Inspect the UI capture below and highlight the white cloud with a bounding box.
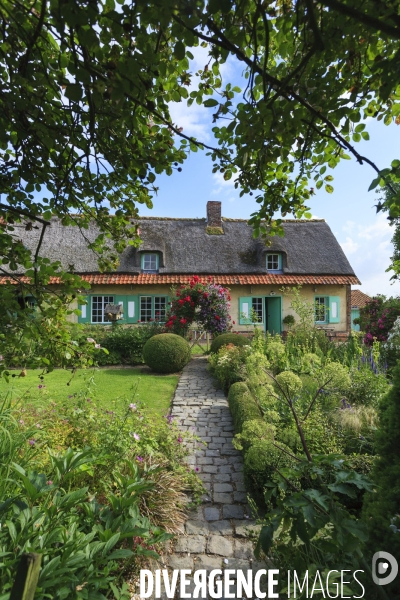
[168,102,210,141]
[339,214,398,296]
[341,237,359,255]
[211,170,239,195]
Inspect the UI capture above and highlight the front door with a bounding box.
[265,297,282,334]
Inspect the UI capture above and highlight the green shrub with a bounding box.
[363,362,400,584]
[208,344,249,391]
[143,333,191,373]
[275,370,303,396]
[264,335,288,373]
[233,419,275,453]
[346,367,390,407]
[320,361,351,393]
[210,332,249,354]
[244,439,296,504]
[228,382,262,432]
[95,322,163,365]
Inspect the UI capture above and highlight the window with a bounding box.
[91,296,114,323]
[315,296,328,323]
[140,296,168,322]
[252,297,264,323]
[266,253,282,272]
[154,296,167,321]
[141,253,159,273]
[239,297,264,324]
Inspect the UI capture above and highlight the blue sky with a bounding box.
[138,48,400,298]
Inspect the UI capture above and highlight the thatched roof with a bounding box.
[15,215,357,277]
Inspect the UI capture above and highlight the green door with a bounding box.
[266,297,282,334]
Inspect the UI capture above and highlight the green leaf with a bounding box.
[203,99,219,107]
[325,184,334,194]
[174,41,185,61]
[255,524,274,558]
[64,84,83,102]
[368,177,380,191]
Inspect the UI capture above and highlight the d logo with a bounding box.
[372,552,398,586]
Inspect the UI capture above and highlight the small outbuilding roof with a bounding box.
[351,289,371,308]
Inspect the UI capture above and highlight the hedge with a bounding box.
[228,382,263,433]
[210,333,249,354]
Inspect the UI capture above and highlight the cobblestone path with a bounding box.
[150,357,265,599]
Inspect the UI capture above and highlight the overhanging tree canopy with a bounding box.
[1,0,400,369]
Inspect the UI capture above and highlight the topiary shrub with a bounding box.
[143,333,191,373]
[210,333,249,354]
[228,382,263,432]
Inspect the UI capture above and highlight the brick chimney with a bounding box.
[206,201,222,228]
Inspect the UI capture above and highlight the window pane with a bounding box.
[103,296,114,322]
[252,297,263,322]
[143,254,157,271]
[154,296,167,321]
[267,254,279,270]
[140,296,152,321]
[315,297,326,322]
[92,296,114,323]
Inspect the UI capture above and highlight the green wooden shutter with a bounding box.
[115,295,127,323]
[126,295,138,324]
[78,296,90,324]
[239,297,252,324]
[328,296,340,323]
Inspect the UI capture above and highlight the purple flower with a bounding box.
[129,403,137,411]
[195,467,199,472]
[28,439,36,446]
[177,436,183,443]
[47,480,53,486]
[38,385,44,389]
[136,456,143,462]
[133,433,140,441]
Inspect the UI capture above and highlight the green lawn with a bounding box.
[1,368,179,416]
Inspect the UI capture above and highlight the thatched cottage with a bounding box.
[3,201,360,335]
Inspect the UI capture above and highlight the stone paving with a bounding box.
[149,357,267,599]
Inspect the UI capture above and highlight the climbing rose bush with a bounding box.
[360,296,400,346]
[165,276,232,336]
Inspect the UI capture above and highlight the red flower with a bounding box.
[215,315,220,320]
[203,292,209,298]
[178,299,185,306]
[191,302,195,307]
[232,321,236,324]
[180,318,187,324]
[185,296,191,302]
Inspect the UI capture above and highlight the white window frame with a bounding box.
[139,295,168,322]
[91,296,114,324]
[141,253,159,273]
[266,253,281,272]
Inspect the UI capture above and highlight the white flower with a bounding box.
[86,337,95,343]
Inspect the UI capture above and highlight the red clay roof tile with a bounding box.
[351,289,371,308]
[0,273,361,285]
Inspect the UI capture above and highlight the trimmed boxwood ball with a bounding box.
[143,333,191,373]
[210,333,249,354]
